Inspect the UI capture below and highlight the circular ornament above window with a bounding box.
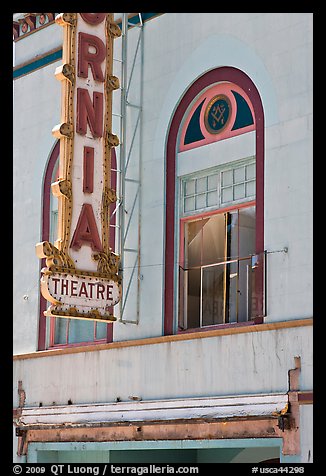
[204,94,231,134]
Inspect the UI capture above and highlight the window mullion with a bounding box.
[66,319,70,345]
[200,266,203,327]
[199,219,203,327]
[236,208,240,322]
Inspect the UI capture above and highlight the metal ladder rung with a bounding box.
[126,101,142,109]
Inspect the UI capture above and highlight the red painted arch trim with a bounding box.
[38,140,60,350]
[164,67,265,336]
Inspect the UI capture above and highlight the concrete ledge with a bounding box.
[13,318,313,361]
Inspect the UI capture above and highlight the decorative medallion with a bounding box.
[204,94,231,134]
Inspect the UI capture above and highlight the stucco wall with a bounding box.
[13,60,61,353]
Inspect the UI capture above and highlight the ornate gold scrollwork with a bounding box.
[108,22,121,38]
[55,63,75,84]
[46,306,117,322]
[52,122,73,139]
[35,241,75,271]
[55,13,77,26]
[51,179,72,199]
[107,132,120,147]
[93,251,121,278]
[107,75,120,91]
[102,186,117,208]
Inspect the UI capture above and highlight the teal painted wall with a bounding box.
[37,451,108,463]
[110,449,196,463]
[36,447,279,463]
[196,448,243,463]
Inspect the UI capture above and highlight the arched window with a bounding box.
[38,141,117,350]
[164,67,265,335]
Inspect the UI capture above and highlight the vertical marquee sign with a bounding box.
[36,13,122,323]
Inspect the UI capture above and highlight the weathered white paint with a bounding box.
[13,324,312,408]
[299,405,313,463]
[16,393,288,426]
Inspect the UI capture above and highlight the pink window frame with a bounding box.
[164,66,265,336]
[38,141,117,350]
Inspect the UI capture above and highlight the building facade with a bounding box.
[13,12,313,464]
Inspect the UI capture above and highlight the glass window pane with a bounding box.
[237,258,252,322]
[234,183,245,200]
[238,207,256,257]
[246,163,256,180]
[50,210,58,243]
[222,170,233,186]
[54,317,68,345]
[96,322,107,340]
[207,174,218,190]
[251,251,265,319]
[68,319,94,344]
[195,193,206,209]
[184,196,195,212]
[228,211,238,260]
[227,261,238,324]
[178,267,186,330]
[186,219,205,267]
[196,177,207,193]
[202,213,226,265]
[202,265,225,326]
[185,179,195,196]
[207,190,218,207]
[186,269,201,329]
[234,166,245,183]
[221,186,233,203]
[245,180,256,197]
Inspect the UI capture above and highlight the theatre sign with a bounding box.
[36,13,122,323]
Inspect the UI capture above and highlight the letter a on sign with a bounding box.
[70,203,102,252]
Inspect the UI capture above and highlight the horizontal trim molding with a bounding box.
[13,47,62,79]
[13,318,313,361]
[15,393,289,429]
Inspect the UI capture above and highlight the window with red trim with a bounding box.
[38,141,117,349]
[178,160,260,331]
[163,69,266,335]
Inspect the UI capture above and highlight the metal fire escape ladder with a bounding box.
[113,13,143,324]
